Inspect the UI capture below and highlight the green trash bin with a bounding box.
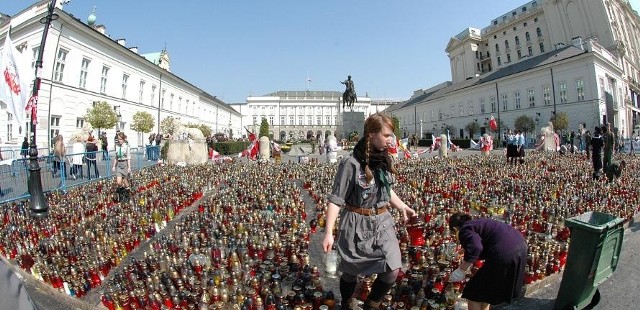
[554,211,625,309]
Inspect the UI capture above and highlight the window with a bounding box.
[505,40,510,49]
[6,112,13,142]
[269,116,274,125]
[515,36,520,45]
[76,117,85,129]
[317,116,322,125]
[151,85,156,106]
[280,116,285,125]
[307,116,312,125]
[528,46,533,56]
[526,32,531,42]
[559,82,568,103]
[79,58,90,89]
[178,97,182,113]
[514,91,521,109]
[298,116,303,125]
[480,98,486,113]
[517,50,522,59]
[490,96,496,112]
[543,86,551,105]
[53,48,68,82]
[536,27,542,37]
[50,115,61,141]
[459,104,464,116]
[121,74,129,99]
[539,42,545,53]
[576,79,585,101]
[501,93,508,110]
[100,66,109,94]
[31,47,39,69]
[289,116,294,125]
[528,89,535,107]
[253,116,257,125]
[497,56,502,66]
[161,89,166,109]
[507,54,511,63]
[170,93,174,110]
[139,80,145,103]
[326,116,331,126]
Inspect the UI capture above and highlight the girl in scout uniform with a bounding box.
[111,132,131,200]
[322,113,416,309]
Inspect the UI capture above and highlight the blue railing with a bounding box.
[0,146,160,203]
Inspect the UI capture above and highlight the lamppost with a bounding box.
[27,0,62,217]
[419,119,423,139]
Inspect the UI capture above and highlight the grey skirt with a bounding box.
[336,208,401,276]
[115,160,129,177]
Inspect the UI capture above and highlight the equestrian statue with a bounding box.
[341,75,357,111]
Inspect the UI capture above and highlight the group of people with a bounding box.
[323,113,525,310]
[589,122,625,182]
[505,129,526,164]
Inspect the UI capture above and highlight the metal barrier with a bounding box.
[0,146,159,204]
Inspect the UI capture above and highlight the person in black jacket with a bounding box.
[85,136,100,180]
[591,126,604,180]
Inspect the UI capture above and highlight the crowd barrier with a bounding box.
[0,146,160,204]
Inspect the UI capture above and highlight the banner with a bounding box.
[0,32,32,131]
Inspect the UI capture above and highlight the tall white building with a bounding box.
[390,0,640,140]
[231,91,398,140]
[0,1,241,149]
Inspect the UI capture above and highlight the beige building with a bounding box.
[390,0,640,140]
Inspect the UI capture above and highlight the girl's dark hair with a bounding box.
[449,212,472,230]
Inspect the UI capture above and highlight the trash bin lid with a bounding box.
[565,211,625,233]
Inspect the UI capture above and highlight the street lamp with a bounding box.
[419,119,423,139]
[27,0,62,217]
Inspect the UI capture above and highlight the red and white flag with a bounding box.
[0,32,32,129]
[489,115,498,131]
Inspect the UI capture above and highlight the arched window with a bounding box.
[525,32,531,42]
[495,43,500,53]
[536,27,542,37]
[515,36,520,45]
[505,40,510,49]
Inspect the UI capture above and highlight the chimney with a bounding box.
[129,47,138,53]
[572,36,584,51]
[94,24,107,35]
[116,38,126,46]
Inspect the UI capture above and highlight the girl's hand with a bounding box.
[402,205,417,223]
[322,234,334,253]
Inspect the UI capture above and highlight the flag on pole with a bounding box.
[489,115,498,131]
[0,31,32,130]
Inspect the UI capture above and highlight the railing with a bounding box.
[0,146,160,204]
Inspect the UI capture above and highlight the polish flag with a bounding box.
[489,115,498,131]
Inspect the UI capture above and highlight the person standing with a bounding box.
[70,137,85,180]
[100,132,109,160]
[515,130,525,164]
[112,132,131,200]
[448,212,527,310]
[591,126,604,180]
[52,134,67,178]
[322,113,416,309]
[85,136,99,180]
[602,123,615,169]
[20,137,29,166]
[506,129,516,164]
[584,130,592,160]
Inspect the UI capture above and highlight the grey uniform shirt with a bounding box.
[327,155,401,275]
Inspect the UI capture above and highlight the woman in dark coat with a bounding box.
[448,213,527,310]
[591,126,604,180]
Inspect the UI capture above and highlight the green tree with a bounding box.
[550,111,569,132]
[185,123,212,138]
[84,101,118,135]
[131,111,155,134]
[392,117,401,138]
[160,116,180,136]
[465,121,481,139]
[259,118,270,138]
[514,115,536,134]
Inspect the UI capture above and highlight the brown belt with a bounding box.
[345,205,388,216]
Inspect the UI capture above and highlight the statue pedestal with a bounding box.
[338,111,365,141]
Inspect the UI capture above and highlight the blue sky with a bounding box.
[3,0,640,103]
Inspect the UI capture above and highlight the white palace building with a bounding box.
[387,0,640,141]
[0,1,241,149]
